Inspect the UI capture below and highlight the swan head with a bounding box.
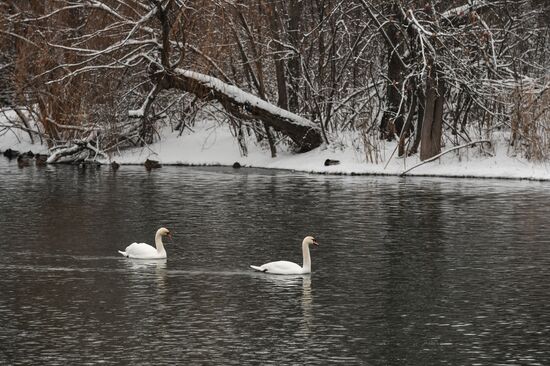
[156,227,172,240]
[303,236,318,247]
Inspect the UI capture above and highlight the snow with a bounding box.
[0,130,48,155]
[1,115,549,181]
[128,109,145,118]
[442,0,486,19]
[0,109,48,154]
[101,121,550,181]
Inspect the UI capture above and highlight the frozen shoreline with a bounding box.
[2,121,549,181]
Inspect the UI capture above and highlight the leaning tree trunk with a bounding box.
[154,69,323,152]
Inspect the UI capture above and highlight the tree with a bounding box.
[361,0,550,161]
[3,0,323,161]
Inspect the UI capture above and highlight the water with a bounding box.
[0,158,549,365]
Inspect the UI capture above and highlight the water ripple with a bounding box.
[1,161,550,364]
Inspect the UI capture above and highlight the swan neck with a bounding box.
[155,232,165,254]
[302,240,311,272]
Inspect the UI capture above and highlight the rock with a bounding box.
[144,159,161,170]
[35,154,48,166]
[324,158,340,166]
[232,162,241,169]
[17,154,31,167]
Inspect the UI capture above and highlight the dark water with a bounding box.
[0,158,549,365]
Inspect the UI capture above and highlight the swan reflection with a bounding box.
[255,273,314,334]
[301,276,313,334]
[125,258,167,270]
[124,258,167,288]
[253,273,309,287]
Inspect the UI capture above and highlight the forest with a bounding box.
[0,0,549,164]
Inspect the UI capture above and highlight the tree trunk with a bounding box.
[264,0,288,110]
[232,9,277,158]
[409,88,424,155]
[287,0,302,113]
[158,69,322,152]
[379,4,405,140]
[420,63,445,161]
[398,92,416,157]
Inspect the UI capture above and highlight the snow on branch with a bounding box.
[442,1,488,20]
[46,140,105,164]
[174,69,319,130]
[167,68,323,151]
[128,84,159,118]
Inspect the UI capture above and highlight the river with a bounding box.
[0,158,549,365]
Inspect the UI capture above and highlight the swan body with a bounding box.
[118,227,172,259]
[251,236,318,275]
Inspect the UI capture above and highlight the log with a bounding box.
[155,69,323,152]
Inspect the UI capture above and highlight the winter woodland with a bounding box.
[0,0,549,175]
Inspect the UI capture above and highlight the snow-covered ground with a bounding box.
[1,119,549,181]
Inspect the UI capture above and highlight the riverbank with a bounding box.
[2,121,549,181]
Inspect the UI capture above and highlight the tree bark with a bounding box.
[287,0,302,113]
[398,92,416,157]
[380,17,405,140]
[420,63,445,161]
[409,88,424,155]
[265,0,288,110]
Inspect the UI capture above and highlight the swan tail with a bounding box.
[250,265,267,272]
[118,250,128,257]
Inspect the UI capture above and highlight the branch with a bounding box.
[400,140,492,176]
[128,83,160,118]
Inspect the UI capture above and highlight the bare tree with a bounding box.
[1,0,548,163]
[361,0,549,160]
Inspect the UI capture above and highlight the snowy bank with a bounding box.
[103,122,550,181]
[1,119,549,181]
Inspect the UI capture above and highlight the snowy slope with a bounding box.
[1,118,549,181]
[102,121,550,181]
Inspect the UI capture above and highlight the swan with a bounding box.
[118,227,172,259]
[250,236,319,274]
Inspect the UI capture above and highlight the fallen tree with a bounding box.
[46,139,106,164]
[138,69,323,152]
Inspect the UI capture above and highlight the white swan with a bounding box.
[250,236,319,274]
[118,227,172,259]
